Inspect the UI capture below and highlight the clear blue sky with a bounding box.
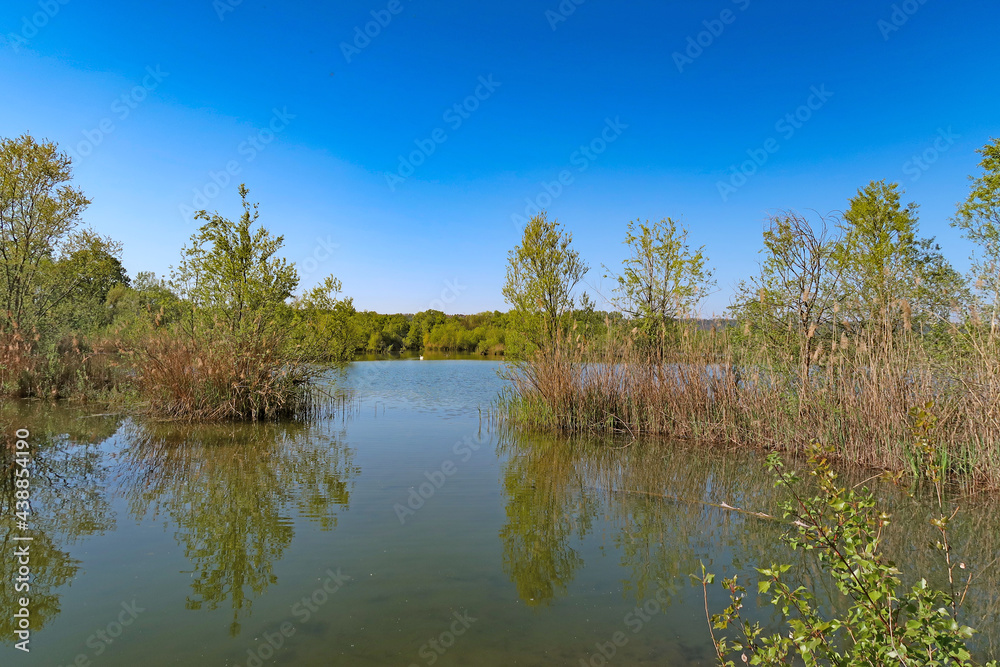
[2,0,998,315]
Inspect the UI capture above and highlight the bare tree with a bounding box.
[731,211,843,382]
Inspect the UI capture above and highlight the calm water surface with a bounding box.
[2,360,998,665]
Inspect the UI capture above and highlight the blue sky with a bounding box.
[2,0,998,315]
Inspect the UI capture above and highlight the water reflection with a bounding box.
[498,430,1000,658]
[0,404,119,641]
[497,432,789,607]
[116,419,359,636]
[498,435,599,605]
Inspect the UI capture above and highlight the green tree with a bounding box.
[381,314,410,352]
[731,211,841,379]
[502,213,589,357]
[0,413,117,640]
[407,310,447,351]
[498,434,597,606]
[911,237,968,336]
[607,217,714,353]
[0,134,90,331]
[835,180,922,347]
[403,317,425,351]
[106,272,186,336]
[290,276,356,361]
[172,184,298,334]
[45,230,130,335]
[953,138,1000,335]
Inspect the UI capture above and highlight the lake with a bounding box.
[2,360,998,665]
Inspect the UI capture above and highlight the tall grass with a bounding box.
[497,320,1000,490]
[1,317,335,422]
[0,330,123,399]
[122,323,324,422]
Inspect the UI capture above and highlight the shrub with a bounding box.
[695,438,996,666]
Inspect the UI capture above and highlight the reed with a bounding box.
[497,319,1000,490]
[0,330,124,399]
[122,320,321,422]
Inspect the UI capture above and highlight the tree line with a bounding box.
[502,140,1000,366]
[3,131,1000,426]
[0,135,484,415]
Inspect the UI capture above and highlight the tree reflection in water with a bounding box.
[0,406,119,643]
[116,419,358,636]
[498,433,600,606]
[497,429,1000,659]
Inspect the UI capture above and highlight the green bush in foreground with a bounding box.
[696,430,995,666]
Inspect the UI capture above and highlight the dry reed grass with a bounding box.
[123,325,321,422]
[0,329,123,399]
[498,321,1000,489]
